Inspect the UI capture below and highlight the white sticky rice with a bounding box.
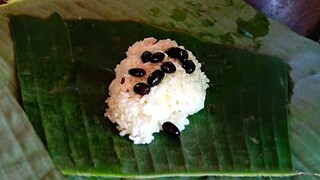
[105,37,209,144]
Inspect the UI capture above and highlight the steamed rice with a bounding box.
[105,37,209,144]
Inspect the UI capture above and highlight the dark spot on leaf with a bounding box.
[170,8,187,21]
[236,13,269,39]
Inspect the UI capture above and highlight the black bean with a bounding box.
[161,62,176,73]
[128,68,146,77]
[182,60,196,74]
[178,49,188,62]
[147,69,165,87]
[150,52,165,63]
[165,47,188,62]
[165,47,180,58]
[133,82,150,96]
[141,51,152,63]
[162,122,180,137]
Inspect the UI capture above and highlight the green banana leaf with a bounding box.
[1,0,320,179]
[0,78,63,179]
[9,13,292,178]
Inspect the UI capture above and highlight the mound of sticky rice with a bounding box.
[105,37,209,144]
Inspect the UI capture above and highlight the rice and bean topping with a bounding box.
[105,37,209,144]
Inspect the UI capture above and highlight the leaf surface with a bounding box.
[10,13,293,178]
[0,0,320,179]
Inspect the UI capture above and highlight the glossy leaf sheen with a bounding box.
[10,14,292,178]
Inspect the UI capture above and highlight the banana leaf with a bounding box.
[9,13,292,178]
[1,0,320,179]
